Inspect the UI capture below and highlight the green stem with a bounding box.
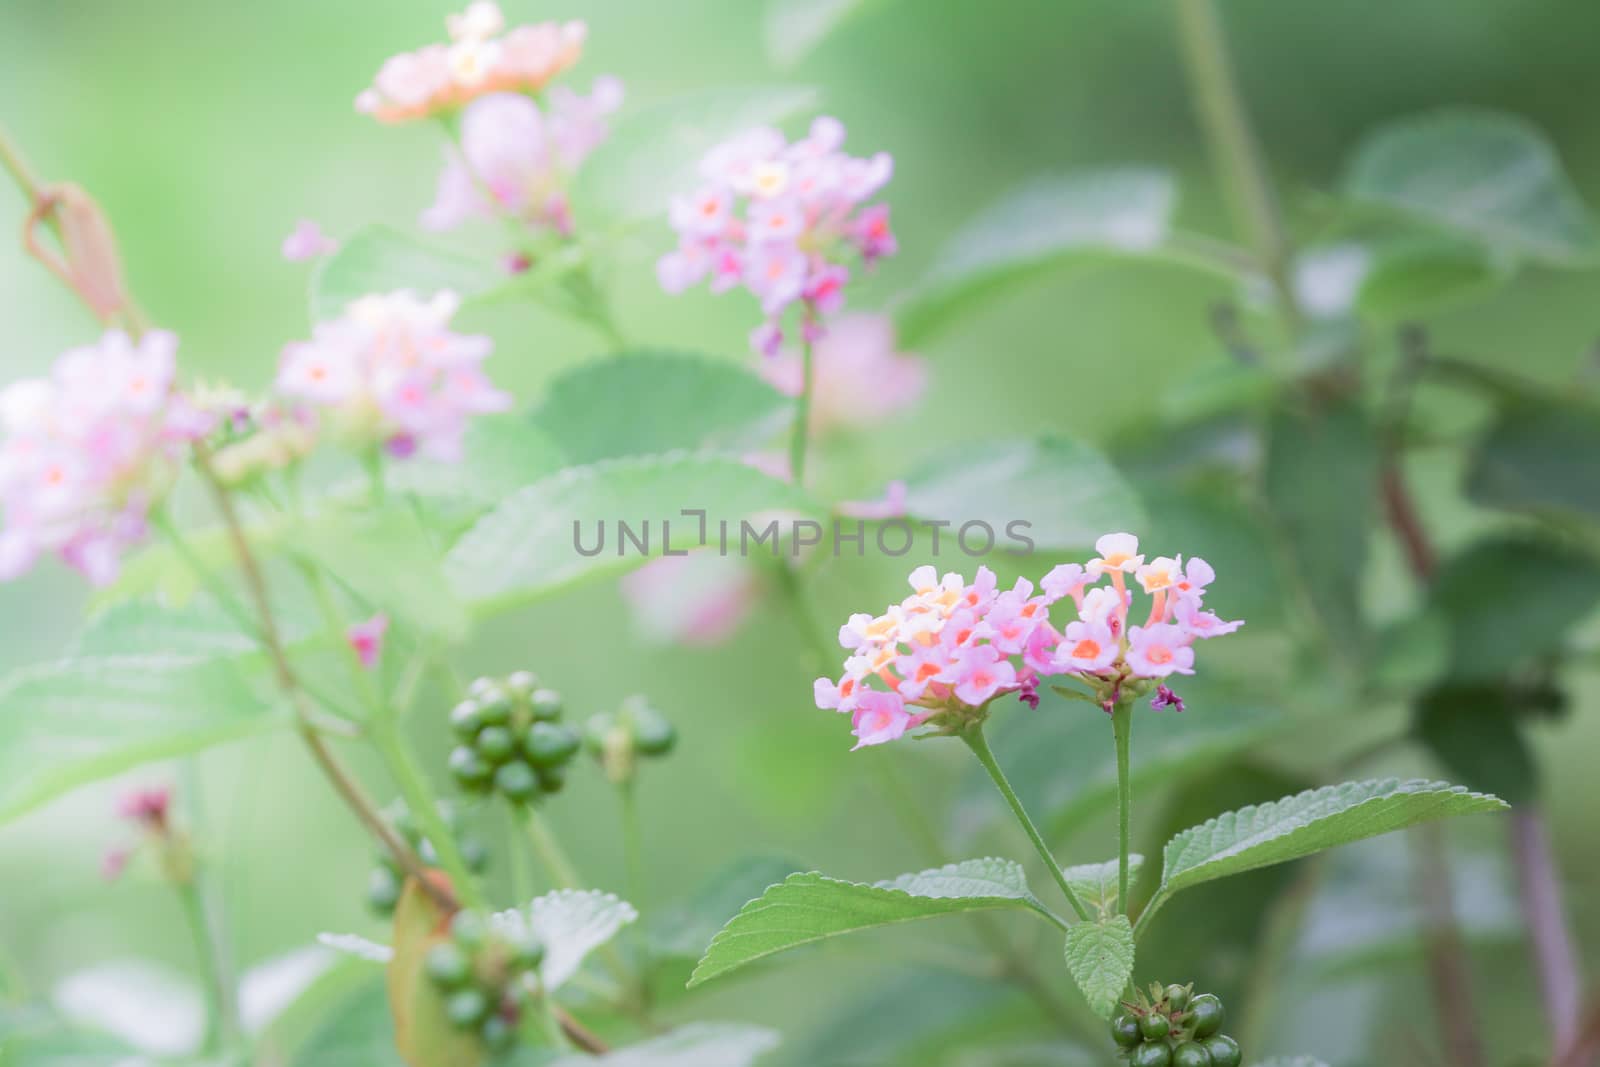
[371,720,486,910]
[517,806,583,889]
[153,511,259,639]
[191,446,453,913]
[788,337,815,488]
[176,880,232,1054]
[1172,0,1299,329]
[618,781,646,920]
[0,120,46,203]
[1111,700,1133,912]
[962,726,1093,923]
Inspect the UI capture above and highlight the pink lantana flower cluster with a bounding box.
[1029,532,1242,710]
[814,563,1059,750]
[421,77,623,235]
[0,330,209,585]
[276,290,510,461]
[355,2,586,125]
[657,117,896,355]
[813,534,1243,750]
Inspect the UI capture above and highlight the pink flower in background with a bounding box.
[346,613,389,668]
[0,330,209,585]
[276,290,510,461]
[281,219,339,261]
[355,3,587,124]
[813,534,1245,744]
[620,552,763,647]
[813,564,1052,749]
[658,117,897,355]
[758,315,925,432]
[421,78,623,234]
[117,786,171,826]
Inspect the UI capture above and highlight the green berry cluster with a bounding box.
[448,673,581,803]
[1111,983,1241,1067]
[366,802,488,916]
[585,695,677,783]
[425,910,544,1053]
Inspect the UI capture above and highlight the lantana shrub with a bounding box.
[13,1,1600,1065]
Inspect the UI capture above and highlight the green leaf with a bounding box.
[781,968,1020,1066]
[1343,109,1600,265]
[550,1023,780,1067]
[1428,535,1600,680]
[445,453,818,612]
[574,86,819,230]
[1263,400,1378,661]
[898,437,1145,553]
[532,352,792,465]
[494,889,638,992]
[897,169,1178,344]
[385,414,567,509]
[764,0,883,68]
[1061,855,1145,917]
[648,855,804,960]
[1141,778,1508,930]
[309,224,504,322]
[1414,684,1539,805]
[953,682,1282,844]
[71,596,259,659]
[0,656,281,824]
[1354,237,1507,320]
[1062,915,1135,1019]
[688,858,1055,988]
[291,980,405,1067]
[292,504,469,643]
[1466,399,1600,523]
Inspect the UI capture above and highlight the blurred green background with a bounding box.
[3,1,1599,1064]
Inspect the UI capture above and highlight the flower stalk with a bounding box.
[962,725,1092,924]
[1111,699,1134,910]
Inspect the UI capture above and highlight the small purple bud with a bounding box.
[1151,685,1185,712]
[1017,674,1040,710]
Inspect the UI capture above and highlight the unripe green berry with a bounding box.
[366,866,400,913]
[525,722,579,767]
[480,1014,515,1051]
[461,839,489,873]
[475,725,515,762]
[529,688,563,720]
[467,676,498,700]
[448,746,493,787]
[1165,984,1191,1011]
[475,688,513,726]
[505,670,538,696]
[1203,1036,1240,1067]
[631,708,677,756]
[449,700,484,739]
[424,942,472,988]
[508,931,546,970]
[495,760,538,801]
[445,988,488,1028]
[537,764,567,794]
[1172,1043,1212,1067]
[449,910,486,950]
[1139,1011,1171,1041]
[1110,1013,1141,1048]
[419,838,440,866]
[584,712,615,754]
[1131,1043,1173,1067]
[1188,994,1224,1038]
